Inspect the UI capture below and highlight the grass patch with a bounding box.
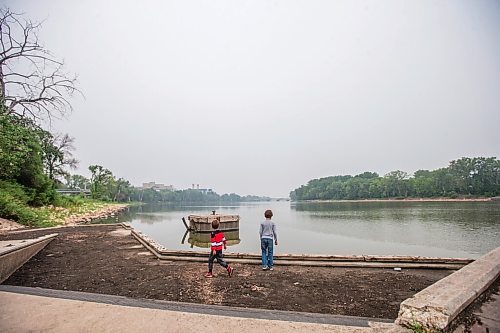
[1,180,127,227]
[0,180,54,227]
[35,199,126,225]
[409,322,425,333]
[408,321,444,333]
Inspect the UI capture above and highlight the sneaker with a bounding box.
[204,272,213,278]
[228,267,234,277]
[262,266,269,271]
[269,267,274,271]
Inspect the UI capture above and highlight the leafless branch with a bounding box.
[0,7,81,124]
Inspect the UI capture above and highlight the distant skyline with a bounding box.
[5,0,500,197]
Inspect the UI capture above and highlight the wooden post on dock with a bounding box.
[181,217,189,230]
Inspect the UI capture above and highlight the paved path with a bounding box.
[0,286,399,333]
[474,290,500,332]
[452,281,500,333]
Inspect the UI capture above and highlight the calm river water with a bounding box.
[116,201,500,259]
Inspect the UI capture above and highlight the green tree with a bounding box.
[0,114,34,180]
[384,170,410,198]
[410,170,435,197]
[41,133,78,182]
[64,174,90,190]
[448,157,474,194]
[468,157,500,195]
[112,178,132,202]
[88,165,113,200]
[0,113,54,205]
[368,178,385,198]
[355,172,379,179]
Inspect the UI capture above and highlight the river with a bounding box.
[113,201,500,259]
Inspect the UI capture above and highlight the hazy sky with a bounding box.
[5,0,500,197]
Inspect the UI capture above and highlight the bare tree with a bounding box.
[0,8,80,124]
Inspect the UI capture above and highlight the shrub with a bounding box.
[0,180,52,226]
[54,194,85,208]
[0,180,31,203]
[0,190,39,225]
[445,191,458,199]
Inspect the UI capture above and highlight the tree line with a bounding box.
[65,166,270,203]
[290,157,500,201]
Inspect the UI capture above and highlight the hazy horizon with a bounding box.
[5,0,500,197]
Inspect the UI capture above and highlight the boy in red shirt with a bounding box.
[204,219,234,278]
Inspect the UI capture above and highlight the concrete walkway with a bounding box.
[0,234,57,283]
[397,246,500,331]
[473,287,500,331]
[452,281,500,332]
[0,287,401,333]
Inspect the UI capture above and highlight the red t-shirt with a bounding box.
[210,230,226,251]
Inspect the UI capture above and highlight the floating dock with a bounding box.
[182,212,240,232]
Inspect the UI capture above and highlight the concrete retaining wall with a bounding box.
[131,229,471,269]
[0,233,57,283]
[396,246,500,331]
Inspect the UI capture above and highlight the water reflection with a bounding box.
[292,202,500,228]
[108,202,500,258]
[182,230,241,249]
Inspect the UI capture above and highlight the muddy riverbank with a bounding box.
[0,225,452,319]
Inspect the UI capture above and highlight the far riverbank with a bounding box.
[298,197,496,203]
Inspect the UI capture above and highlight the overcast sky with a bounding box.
[5,0,500,197]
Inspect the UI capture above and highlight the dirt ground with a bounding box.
[0,225,452,319]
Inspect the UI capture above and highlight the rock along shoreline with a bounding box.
[0,204,129,233]
[62,204,129,226]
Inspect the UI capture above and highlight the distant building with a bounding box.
[198,188,213,194]
[142,182,175,191]
[191,183,213,194]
